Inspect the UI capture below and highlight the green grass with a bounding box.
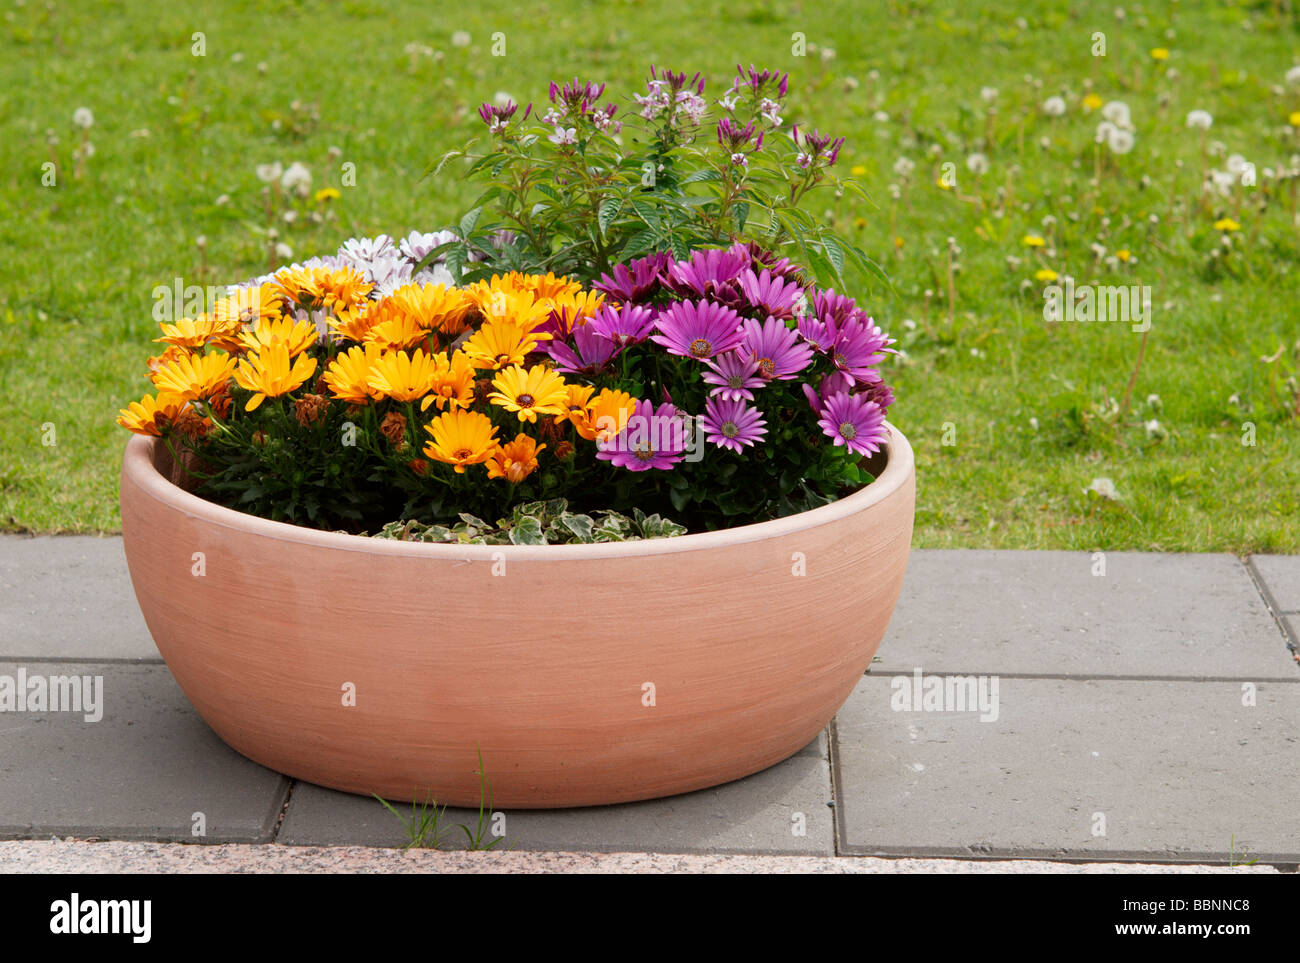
[2,0,1298,550]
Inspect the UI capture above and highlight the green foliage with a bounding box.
[374,498,687,544]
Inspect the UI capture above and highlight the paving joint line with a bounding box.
[867,669,1299,683]
[0,656,165,665]
[270,780,296,843]
[1243,555,1300,670]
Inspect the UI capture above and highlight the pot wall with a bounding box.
[120,427,914,807]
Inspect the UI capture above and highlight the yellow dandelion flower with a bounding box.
[1290,112,1300,128]
[366,348,440,408]
[116,393,187,436]
[850,164,868,176]
[1034,268,1059,282]
[233,343,318,411]
[155,316,221,350]
[487,364,569,423]
[1023,235,1046,247]
[151,350,238,402]
[1150,48,1169,61]
[1082,93,1103,111]
[486,433,546,483]
[935,178,953,191]
[1116,249,1132,262]
[1213,217,1241,232]
[314,187,341,203]
[239,316,319,357]
[422,409,499,473]
[322,343,385,404]
[572,388,637,443]
[461,320,549,370]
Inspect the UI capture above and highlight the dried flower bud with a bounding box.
[379,410,408,447]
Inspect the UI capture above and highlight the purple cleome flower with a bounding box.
[738,268,803,320]
[741,316,814,380]
[588,303,657,347]
[597,399,689,471]
[702,351,766,402]
[791,125,845,169]
[701,397,767,453]
[650,299,745,360]
[817,392,888,457]
[545,324,621,376]
[478,100,531,134]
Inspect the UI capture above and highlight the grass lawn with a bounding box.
[1,0,1298,550]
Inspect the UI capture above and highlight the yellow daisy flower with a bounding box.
[487,364,569,423]
[322,343,385,404]
[486,433,546,483]
[544,289,606,338]
[233,343,319,411]
[116,393,188,436]
[271,266,372,313]
[363,310,433,352]
[387,282,473,334]
[155,316,221,351]
[239,316,319,357]
[465,281,552,331]
[366,348,439,408]
[461,320,549,370]
[213,285,284,329]
[554,383,596,426]
[422,409,499,473]
[151,350,238,402]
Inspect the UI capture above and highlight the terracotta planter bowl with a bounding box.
[120,425,914,808]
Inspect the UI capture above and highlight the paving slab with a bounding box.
[0,841,1276,874]
[1249,555,1300,613]
[874,550,1295,679]
[0,661,289,842]
[834,676,1300,863]
[278,731,833,855]
[0,535,159,661]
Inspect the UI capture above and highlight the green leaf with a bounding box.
[458,206,483,239]
[507,516,546,545]
[597,197,623,239]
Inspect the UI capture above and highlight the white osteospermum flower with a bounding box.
[1042,96,1067,117]
[280,161,312,196]
[1107,127,1136,155]
[1101,100,1132,129]
[256,162,283,184]
[966,152,990,174]
[338,234,396,267]
[1185,109,1213,130]
[398,230,461,264]
[73,107,94,129]
[368,254,416,298]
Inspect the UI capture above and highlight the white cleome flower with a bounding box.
[1185,109,1213,130]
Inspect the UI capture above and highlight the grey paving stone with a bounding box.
[1250,555,1300,613]
[278,732,833,855]
[874,550,1294,679]
[0,661,290,842]
[0,535,159,661]
[834,676,1300,863]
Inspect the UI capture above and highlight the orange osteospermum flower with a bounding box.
[233,343,319,411]
[363,309,433,351]
[322,343,385,404]
[461,320,548,370]
[116,393,188,436]
[239,316,319,356]
[366,348,439,408]
[554,382,596,426]
[213,285,285,329]
[271,266,372,313]
[572,388,637,442]
[427,350,477,411]
[422,409,499,473]
[486,433,546,483]
[151,350,238,402]
[544,289,605,338]
[155,316,221,350]
[487,364,569,423]
[465,282,553,332]
[387,282,473,334]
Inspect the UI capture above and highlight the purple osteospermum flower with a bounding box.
[701,397,767,453]
[860,380,896,413]
[588,303,657,347]
[735,241,801,281]
[703,350,766,401]
[597,399,688,471]
[650,299,745,360]
[545,324,620,376]
[796,315,830,353]
[817,392,888,456]
[594,252,670,303]
[801,370,855,413]
[741,316,814,380]
[665,247,750,303]
[828,316,891,383]
[738,269,802,320]
[811,287,869,327]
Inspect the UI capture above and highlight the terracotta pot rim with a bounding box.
[122,422,913,560]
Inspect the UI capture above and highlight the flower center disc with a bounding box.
[517,393,535,407]
[722,421,739,438]
[839,422,857,441]
[689,338,712,358]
